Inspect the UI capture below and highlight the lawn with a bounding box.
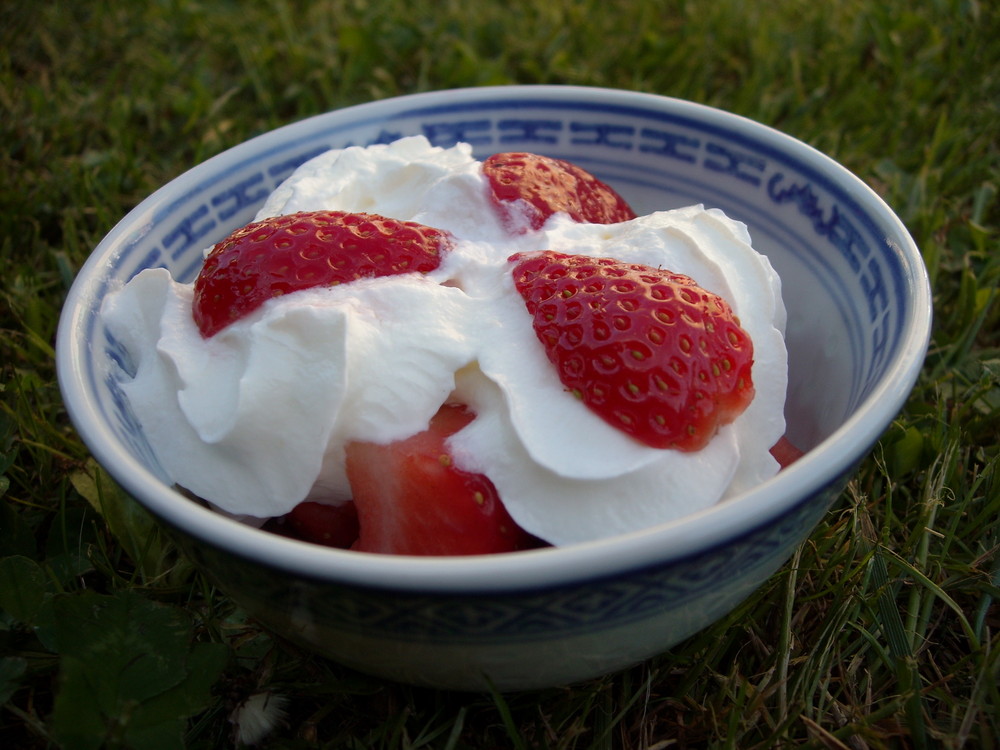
[2,0,998,748]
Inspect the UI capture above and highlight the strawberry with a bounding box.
[192,210,452,337]
[284,500,360,549]
[344,403,533,556]
[482,152,636,232]
[509,251,755,452]
[769,436,804,468]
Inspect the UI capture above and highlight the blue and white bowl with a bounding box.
[57,86,932,691]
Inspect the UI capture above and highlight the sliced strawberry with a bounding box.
[483,152,636,232]
[344,403,533,556]
[192,210,452,336]
[510,251,755,452]
[770,436,804,468]
[284,500,360,549]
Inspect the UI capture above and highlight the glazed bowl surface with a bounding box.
[57,85,931,691]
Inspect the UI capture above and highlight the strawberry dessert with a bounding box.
[102,136,791,554]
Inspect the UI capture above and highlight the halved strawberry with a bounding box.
[510,250,755,452]
[483,152,636,232]
[344,403,533,556]
[192,210,452,337]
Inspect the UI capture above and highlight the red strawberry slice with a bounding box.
[483,152,636,232]
[284,500,360,549]
[769,436,804,468]
[344,403,533,556]
[192,210,452,337]
[510,251,755,452]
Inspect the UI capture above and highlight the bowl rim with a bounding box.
[56,84,932,594]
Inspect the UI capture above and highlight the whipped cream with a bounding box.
[101,136,788,545]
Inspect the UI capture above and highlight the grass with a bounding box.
[2,0,998,747]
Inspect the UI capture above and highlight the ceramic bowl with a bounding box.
[57,85,931,691]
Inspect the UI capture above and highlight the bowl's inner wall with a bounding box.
[88,95,912,477]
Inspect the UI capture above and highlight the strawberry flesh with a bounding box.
[510,250,755,451]
[483,152,637,231]
[282,500,360,549]
[192,210,451,337]
[345,403,534,556]
[769,436,804,468]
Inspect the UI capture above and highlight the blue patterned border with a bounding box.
[175,462,849,645]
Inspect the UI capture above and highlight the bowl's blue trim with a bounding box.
[182,461,853,645]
